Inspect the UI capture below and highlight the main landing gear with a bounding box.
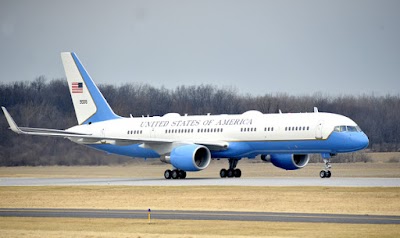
[220,158,241,178]
[164,169,186,179]
[320,158,332,178]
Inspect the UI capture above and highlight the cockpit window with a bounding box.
[334,125,362,132]
[347,126,358,132]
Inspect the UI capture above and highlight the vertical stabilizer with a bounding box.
[61,52,120,125]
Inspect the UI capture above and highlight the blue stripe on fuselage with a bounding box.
[85,131,368,159]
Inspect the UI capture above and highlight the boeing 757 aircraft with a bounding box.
[2,52,369,179]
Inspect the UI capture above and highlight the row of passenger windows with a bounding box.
[166,129,194,134]
[285,126,310,131]
[241,127,257,132]
[198,128,223,133]
[165,128,224,134]
[127,130,143,135]
[128,126,315,135]
[334,125,362,132]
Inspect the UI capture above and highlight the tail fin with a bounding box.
[61,52,120,125]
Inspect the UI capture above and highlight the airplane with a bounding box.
[1,52,369,179]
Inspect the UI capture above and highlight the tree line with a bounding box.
[0,77,399,166]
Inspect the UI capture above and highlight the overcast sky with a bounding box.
[0,0,399,96]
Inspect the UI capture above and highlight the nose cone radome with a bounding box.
[352,132,369,151]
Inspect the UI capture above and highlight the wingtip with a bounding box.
[1,107,22,134]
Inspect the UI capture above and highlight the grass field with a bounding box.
[1,217,399,238]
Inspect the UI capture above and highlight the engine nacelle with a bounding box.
[168,144,211,171]
[270,154,310,170]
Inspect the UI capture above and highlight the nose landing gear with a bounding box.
[320,158,332,178]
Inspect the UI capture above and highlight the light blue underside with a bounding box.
[89,131,369,160]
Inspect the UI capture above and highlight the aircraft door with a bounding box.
[315,122,323,139]
[150,127,155,138]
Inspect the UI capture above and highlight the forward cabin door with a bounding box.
[315,122,323,139]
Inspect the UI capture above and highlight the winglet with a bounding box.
[1,107,22,134]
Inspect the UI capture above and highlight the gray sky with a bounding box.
[0,0,399,96]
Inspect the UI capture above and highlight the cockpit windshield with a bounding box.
[334,125,362,132]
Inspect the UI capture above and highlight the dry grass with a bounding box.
[0,217,399,238]
[369,152,400,163]
[0,186,399,215]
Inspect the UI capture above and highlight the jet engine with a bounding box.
[270,154,310,170]
[165,144,211,171]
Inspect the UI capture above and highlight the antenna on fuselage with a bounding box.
[278,109,282,114]
[314,107,319,113]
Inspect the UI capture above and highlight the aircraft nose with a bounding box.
[353,133,369,150]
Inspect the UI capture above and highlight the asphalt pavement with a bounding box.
[1,208,399,224]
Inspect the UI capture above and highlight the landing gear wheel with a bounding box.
[320,170,331,178]
[320,170,326,178]
[171,170,179,179]
[234,169,241,178]
[220,169,227,178]
[320,157,333,178]
[326,171,331,178]
[179,170,187,179]
[164,169,172,179]
[227,169,234,178]
[220,159,242,178]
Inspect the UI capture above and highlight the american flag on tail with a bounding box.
[72,82,83,93]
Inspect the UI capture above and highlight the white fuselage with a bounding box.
[67,110,366,158]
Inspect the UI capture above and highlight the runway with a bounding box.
[1,208,399,224]
[0,177,399,187]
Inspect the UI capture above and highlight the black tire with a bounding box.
[319,170,326,178]
[179,170,187,179]
[234,169,242,178]
[227,169,234,178]
[326,171,331,178]
[171,170,179,179]
[164,169,172,179]
[220,169,227,178]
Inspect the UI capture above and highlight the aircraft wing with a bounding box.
[2,107,228,152]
